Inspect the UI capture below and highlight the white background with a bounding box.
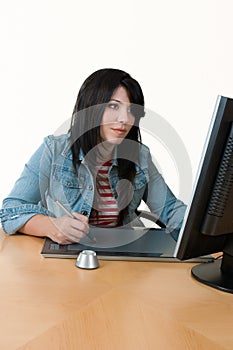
[1,0,233,206]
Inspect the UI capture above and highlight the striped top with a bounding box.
[89,160,119,227]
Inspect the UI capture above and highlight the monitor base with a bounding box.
[191,259,233,294]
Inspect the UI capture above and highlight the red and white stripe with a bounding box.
[89,161,119,227]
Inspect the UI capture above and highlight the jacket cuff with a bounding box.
[0,204,54,234]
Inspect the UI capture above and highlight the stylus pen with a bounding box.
[55,200,96,243]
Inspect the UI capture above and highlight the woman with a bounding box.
[0,68,186,244]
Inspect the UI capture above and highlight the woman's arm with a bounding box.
[0,136,88,243]
[145,150,187,232]
[0,139,52,233]
[1,135,90,244]
[18,213,89,245]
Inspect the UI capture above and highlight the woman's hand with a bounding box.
[49,213,89,244]
[19,213,89,245]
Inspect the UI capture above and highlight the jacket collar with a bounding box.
[62,136,118,165]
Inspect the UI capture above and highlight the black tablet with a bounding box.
[41,227,213,262]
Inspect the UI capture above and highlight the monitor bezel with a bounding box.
[174,95,233,260]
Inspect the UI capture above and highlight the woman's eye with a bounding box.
[108,103,119,110]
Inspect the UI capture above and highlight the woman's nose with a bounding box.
[117,106,130,123]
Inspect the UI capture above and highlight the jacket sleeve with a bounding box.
[0,137,55,234]
[145,150,187,235]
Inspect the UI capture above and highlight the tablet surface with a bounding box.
[41,228,213,262]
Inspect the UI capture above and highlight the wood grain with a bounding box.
[0,230,232,350]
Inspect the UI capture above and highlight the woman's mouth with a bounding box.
[111,128,126,136]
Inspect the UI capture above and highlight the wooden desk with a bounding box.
[0,230,232,350]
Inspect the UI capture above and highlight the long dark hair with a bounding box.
[69,68,145,225]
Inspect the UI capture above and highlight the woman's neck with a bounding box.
[96,141,115,164]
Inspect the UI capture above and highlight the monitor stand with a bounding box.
[191,252,233,294]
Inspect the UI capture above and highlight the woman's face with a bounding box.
[100,86,135,144]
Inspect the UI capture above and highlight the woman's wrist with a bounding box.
[19,214,57,239]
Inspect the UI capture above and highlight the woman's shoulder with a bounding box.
[42,133,72,158]
[42,133,71,150]
[139,142,150,156]
[136,142,152,169]
[43,133,70,145]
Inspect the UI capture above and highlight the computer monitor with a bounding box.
[174,95,233,294]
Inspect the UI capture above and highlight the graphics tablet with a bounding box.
[41,228,213,262]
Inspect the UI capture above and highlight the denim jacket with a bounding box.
[0,133,186,234]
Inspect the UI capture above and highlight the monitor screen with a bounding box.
[174,95,233,294]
